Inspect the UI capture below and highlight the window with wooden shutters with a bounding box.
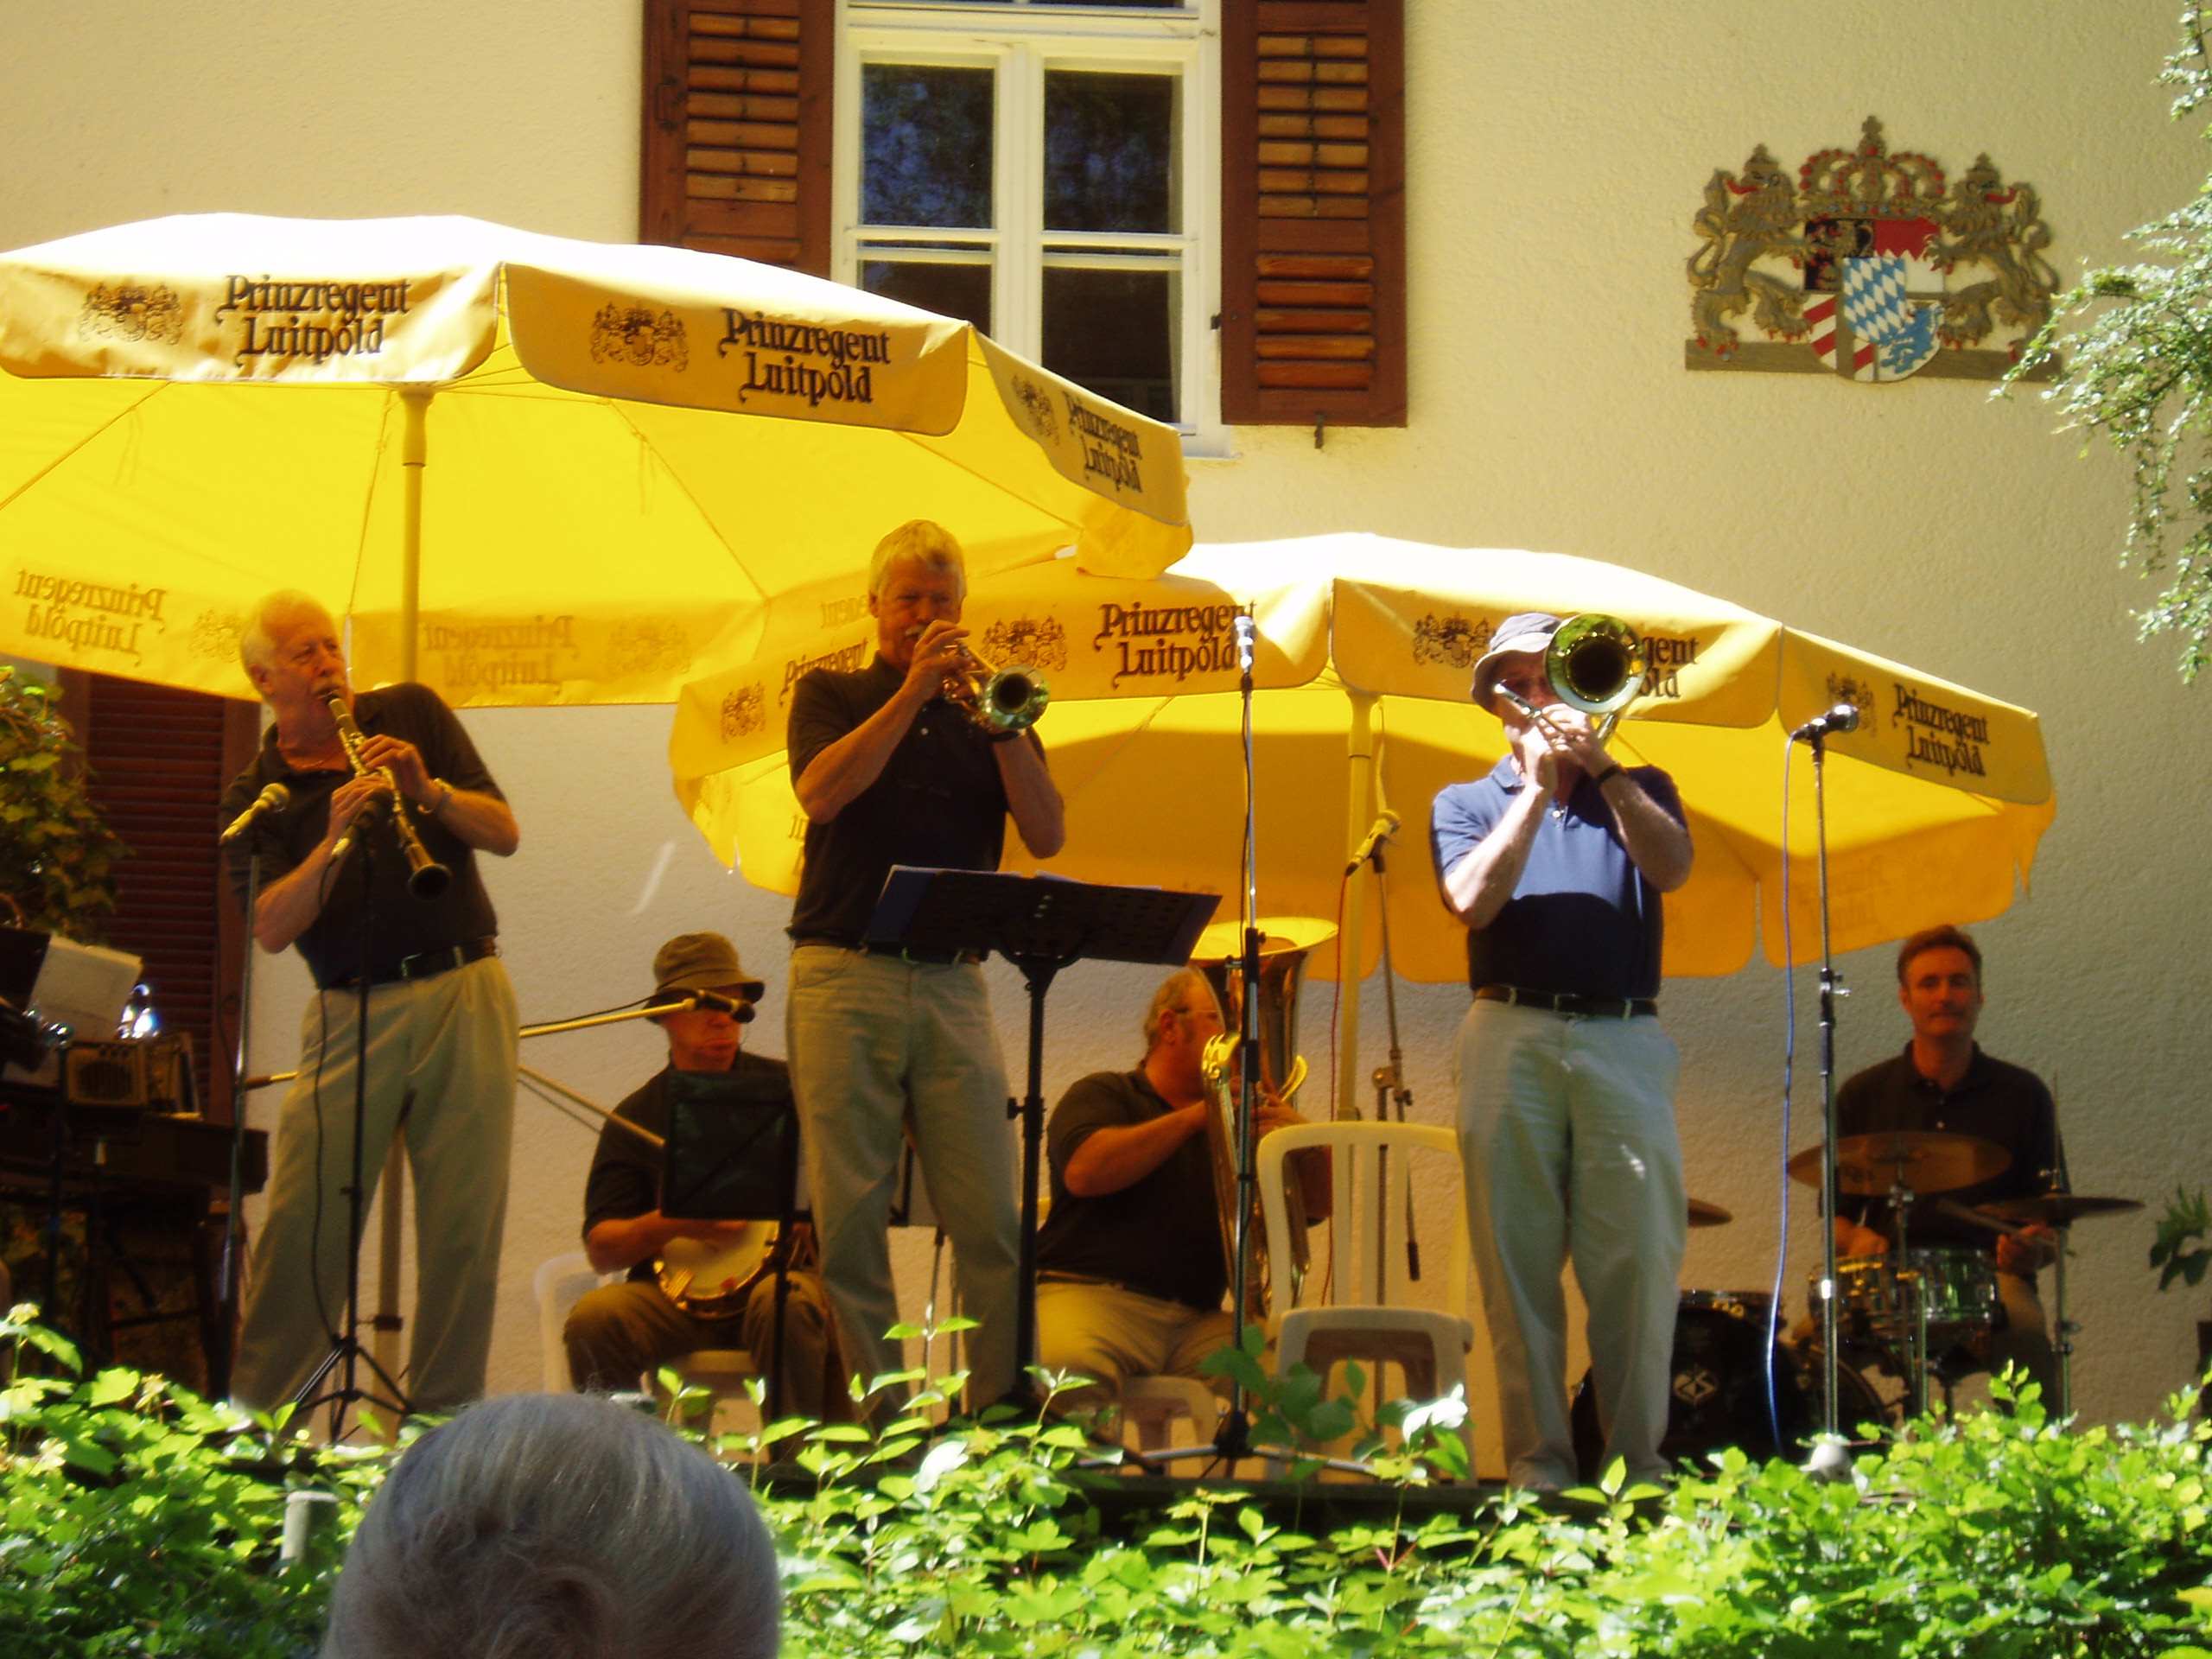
[839,2,1219,441]
[1220,1,1405,428]
[642,0,1402,435]
[640,0,836,272]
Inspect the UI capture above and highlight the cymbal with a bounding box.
[1688,1198,1732,1228]
[1979,1193,2143,1227]
[1786,1131,2012,1197]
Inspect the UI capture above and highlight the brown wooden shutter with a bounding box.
[70,672,259,1128]
[639,0,835,273]
[1221,1,1406,428]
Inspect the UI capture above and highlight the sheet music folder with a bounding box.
[867,868,1219,968]
[660,1068,803,1223]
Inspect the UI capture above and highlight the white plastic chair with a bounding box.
[1257,1121,1475,1465]
[1119,1374,1222,1452]
[533,1249,760,1438]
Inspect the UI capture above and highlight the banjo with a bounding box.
[656,1224,793,1319]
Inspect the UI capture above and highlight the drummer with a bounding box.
[1832,925,2061,1401]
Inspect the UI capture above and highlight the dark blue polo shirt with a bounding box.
[1429,756,1684,1000]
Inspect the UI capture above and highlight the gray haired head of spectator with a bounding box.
[321,1391,779,1659]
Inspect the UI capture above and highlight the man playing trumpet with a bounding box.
[219,589,520,1413]
[1430,611,1693,1491]
[785,519,1065,1414]
[1035,969,1331,1419]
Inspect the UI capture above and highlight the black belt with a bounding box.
[794,937,985,967]
[1475,984,1656,1018]
[327,937,499,991]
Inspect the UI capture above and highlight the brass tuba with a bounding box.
[1191,917,1335,1320]
[1491,613,1647,743]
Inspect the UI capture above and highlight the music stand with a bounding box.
[865,868,1217,1406]
[661,1067,805,1422]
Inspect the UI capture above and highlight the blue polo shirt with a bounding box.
[1429,756,1685,1000]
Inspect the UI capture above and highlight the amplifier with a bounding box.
[63,1033,197,1113]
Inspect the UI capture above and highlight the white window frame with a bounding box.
[836,1,1222,452]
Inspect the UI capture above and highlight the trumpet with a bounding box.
[941,641,1051,734]
[324,694,451,899]
[1492,613,1647,744]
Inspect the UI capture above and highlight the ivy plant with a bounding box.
[2005,7,2212,682]
[10,1303,2212,1659]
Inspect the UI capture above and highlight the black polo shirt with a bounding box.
[1428,755,1683,1000]
[785,654,1020,944]
[219,683,502,990]
[1037,1069,1226,1312]
[1835,1044,2062,1253]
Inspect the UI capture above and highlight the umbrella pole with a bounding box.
[371,388,432,1400]
[1334,693,1376,1122]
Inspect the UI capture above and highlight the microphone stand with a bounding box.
[1351,836,1421,1294]
[214,842,265,1402]
[1802,721,1852,1469]
[1134,622,1370,1479]
[292,823,411,1440]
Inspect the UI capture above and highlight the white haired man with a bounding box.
[785,519,1065,1413]
[321,1392,779,1659]
[219,590,519,1414]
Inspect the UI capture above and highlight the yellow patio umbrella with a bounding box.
[0,211,1192,1394]
[671,535,2055,1115]
[0,213,1192,702]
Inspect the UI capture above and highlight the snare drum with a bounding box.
[1824,1249,1999,1342]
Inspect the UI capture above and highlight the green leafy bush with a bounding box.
[8,1306,2212,1658]
[0,668,125,938]
[2005,9,2212,683]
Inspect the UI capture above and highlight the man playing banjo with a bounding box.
[563,932,844,1421]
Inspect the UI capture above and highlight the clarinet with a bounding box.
[325,694,451,899]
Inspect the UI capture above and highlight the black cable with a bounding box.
[302,851,350,1358]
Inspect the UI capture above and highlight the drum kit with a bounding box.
[1783,1130,2139,1423]
[1571,1140,2139,1478]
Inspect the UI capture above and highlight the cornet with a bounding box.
[1491,613,1647,744]
[939,639,1052,734]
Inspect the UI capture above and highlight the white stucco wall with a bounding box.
[6,2,2210,1476]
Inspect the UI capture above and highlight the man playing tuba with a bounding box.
[1033,969,1330,1421]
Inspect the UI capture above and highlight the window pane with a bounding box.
[861,258,993,336]
[1042,265,1176,424]
[862,65,994,228]
[1045,72,1177,235]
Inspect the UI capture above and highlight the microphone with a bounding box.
[1790,704,1862,743]
[686,989,758,1023]
[219,782,290,843]
[1233,613,1255,675]
[1344,808,1402,874]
